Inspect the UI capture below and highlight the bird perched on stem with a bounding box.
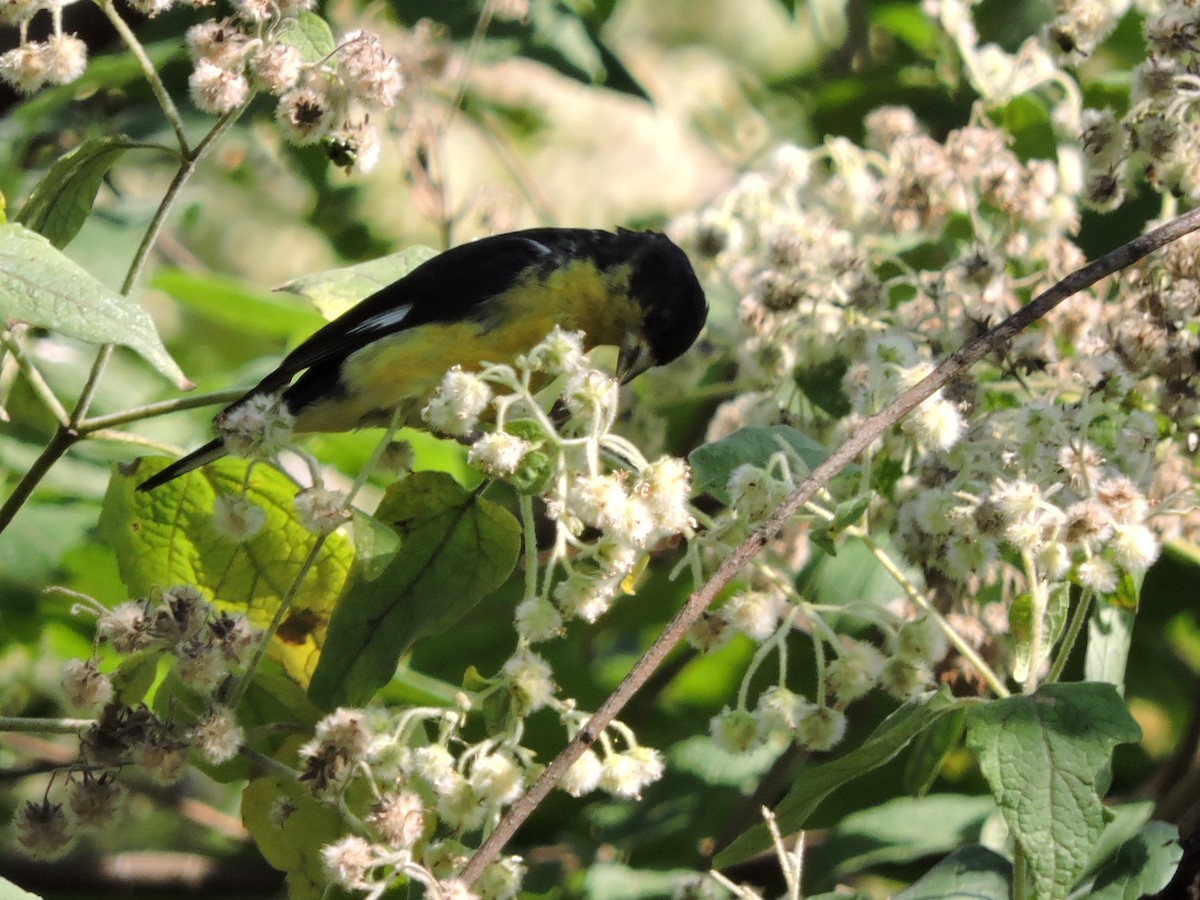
[138,227,708,491]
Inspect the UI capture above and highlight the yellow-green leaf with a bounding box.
[100,457,353,685]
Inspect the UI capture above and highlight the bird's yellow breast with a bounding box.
[292,259,642,433]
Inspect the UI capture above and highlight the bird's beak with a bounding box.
[617,333,654,384]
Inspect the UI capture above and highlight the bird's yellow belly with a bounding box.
[292,260,641,433]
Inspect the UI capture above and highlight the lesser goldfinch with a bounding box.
[138,227,708,491]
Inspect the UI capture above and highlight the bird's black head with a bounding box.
[618,230,709,381]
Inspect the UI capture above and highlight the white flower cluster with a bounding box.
[11,585,259,860]
[667,2,1199,747]
[422,327,696,629]
[297,696,663,898]
[0,0,87,94]
[183,11,404,173]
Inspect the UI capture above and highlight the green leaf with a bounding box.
[110,649,163,705]
[0,224,190,387]
[902,706,967,796]
[689,425,830,504]
[714,688,971,866]
[819,794,995,879]
[151,269,326,339]
[1086,603,1134,691]
[15,137,138,249]
[1080,801,1155,881]
[308,471,520,708]
[964,683,1143,900]
[811,494,872,556]
[1084,820,1181,899]
[893,845,1012,899]
[242,765,343,900]
[277,11,336,63]
[794,355,851,418]
[277,244,438,319]
[350,509,401,581]
[1009,582,1069,684]
[100,457,353,685]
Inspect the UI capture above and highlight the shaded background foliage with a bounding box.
[1,0,1199,897]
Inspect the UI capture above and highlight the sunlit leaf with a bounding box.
[242,750,343,900]
[277,12,336,63]
[276,245,438,319]
[0,224,190,387]
[100,457,353,685]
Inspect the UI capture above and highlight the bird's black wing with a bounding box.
[252,229,604,397]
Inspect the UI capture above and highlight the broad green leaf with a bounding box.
[964,683,1142,900]
[277,11,336,63]
[308,470,520,708]
[819,794,995,879]
[714,688,971,866]
[799,533,915,616]
[15,138,136,248]
[0,224,189,387]
[277,244,438,319]
[689,424,830,504]
[1086,603,1134,692]
[893,844,1012,899]
[100,457,353,685]
[1083,820,1181,899]
[242,763,343,900]
[902,706,967,796]
[151,269,325,339]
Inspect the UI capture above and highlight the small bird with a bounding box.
[137,227,708,491]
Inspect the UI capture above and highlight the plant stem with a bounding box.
[79,389,246,432]
[97,0,191,153]
[0,99,248,537]
[0,716,95,734]
[1013,843,1028,900]
[0,329,70,425]
[0,426,78,532]
[854,528,1010,698]
[1021,552,1046,696]
[1046,588,1093,684]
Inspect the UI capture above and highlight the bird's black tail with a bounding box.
[136,439,228,492]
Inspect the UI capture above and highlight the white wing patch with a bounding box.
[346,303,415,336]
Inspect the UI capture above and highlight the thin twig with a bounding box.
[97,0,191,153]
[79,389,245,432]
[458,203,1200,886]
[0,330,70,425]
